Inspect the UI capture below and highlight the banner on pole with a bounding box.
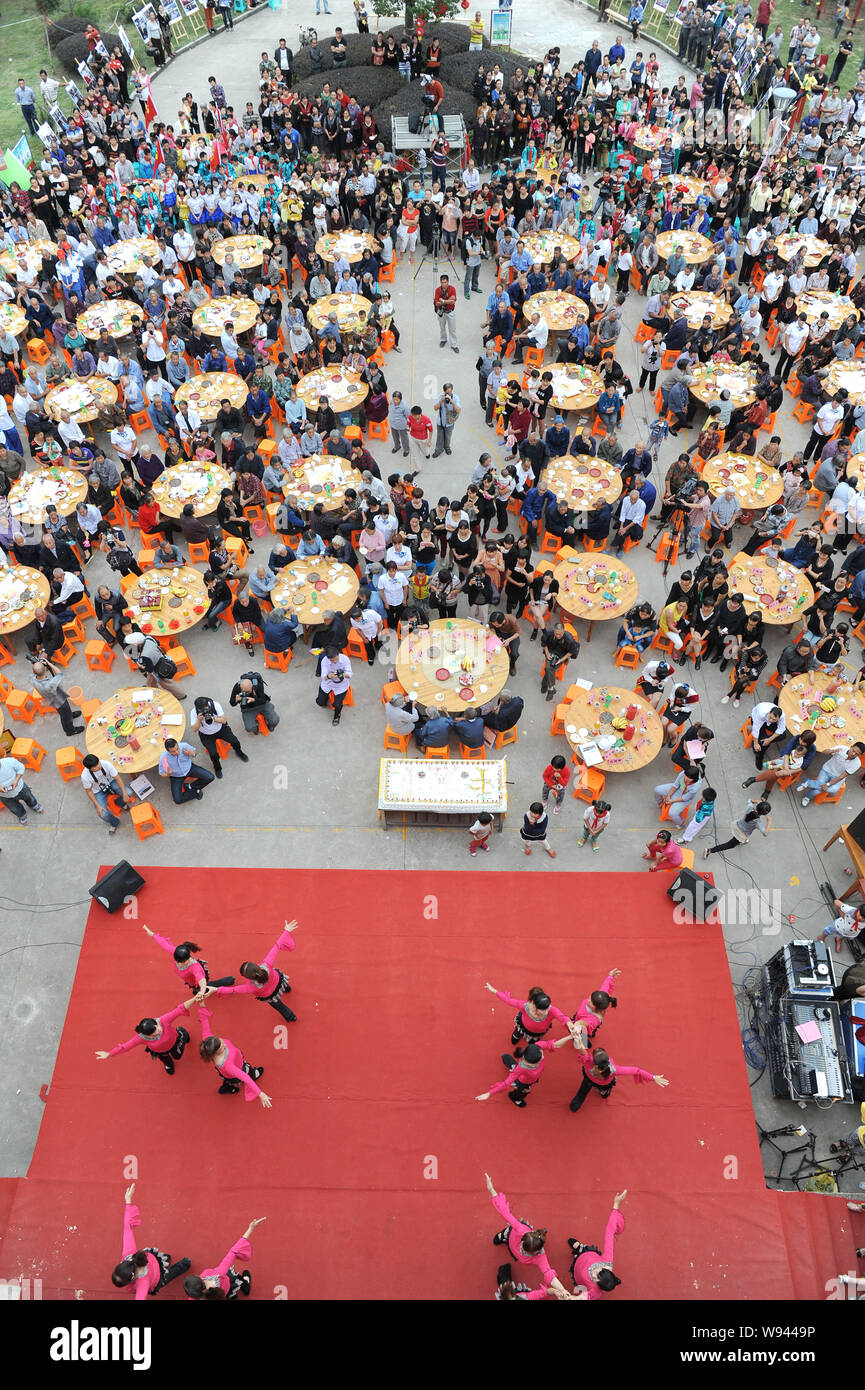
[490,10,512,44]
[117,24,137,60]
[11,136,32,168]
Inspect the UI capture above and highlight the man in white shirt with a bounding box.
[0,754,44,823]
[57,410,85,450]
[190,696,248,777]
[612,488,647,556]
[739,219,767,284]
[777,315,809,382]
[759,267,784,325]
[804,396,845,462]
[512,312,549,365]
[80,754,130,832]
[316,648,354,726]
[173,228,196,264]
[96,350,122,381]
[111,423,139,464]
[800,742,865,805]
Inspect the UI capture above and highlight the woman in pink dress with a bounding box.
[566,1190,628,1300]
[203,921,298,1023]
[141,924,235,991]
[485,1173,570,1297]
[112,1184,191,1298]
[569,1044,669,1113]
[571,968,623,1045]
[184,1218,266,1299]
[476,1035,574,1108]
[197,1005,273,1108]
[484,981,571,1048]
[95,997,199,1075]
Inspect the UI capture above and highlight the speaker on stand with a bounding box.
[88,862,146,913]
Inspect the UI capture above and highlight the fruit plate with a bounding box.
[435,668,451,681]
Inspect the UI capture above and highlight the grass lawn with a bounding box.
[0,1,148,157]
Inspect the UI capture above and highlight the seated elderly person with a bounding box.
[385,692,420,737]
[248,564,278,599]
[261,605,299,654]
[481,687,525,746]
[453,705,485,748]
[415,704,454,751]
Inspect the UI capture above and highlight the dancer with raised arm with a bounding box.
[197,1005,273,1108]
[565,1190,628,1300]
[484,981,571,1048]
[476,1035,574,1108]
[570,969,622,1046]
[200,921,298,1023]
[484,1173,569,1297]
[569,1045,669,1113]
[184,1218,267,1300]
[112,1184,190,1297]
[95,997,199,1075]
[141,925,235,991]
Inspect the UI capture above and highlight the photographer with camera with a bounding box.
[190,696,249,780]
[433,275,458,354]
[432,382,461,458]
[228,671,280,736]
[315,646,353,727]
[123,629,189,701]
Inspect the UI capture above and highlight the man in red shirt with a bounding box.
[433,273,458,352]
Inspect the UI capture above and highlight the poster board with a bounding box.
[11,136,32,169]
[490,10,512,46]
[65,82,84,107]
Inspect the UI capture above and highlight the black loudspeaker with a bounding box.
[89,861,146,913]
[846,807,865,853]
[666,866,722,923]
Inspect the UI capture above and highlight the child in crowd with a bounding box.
[678,787,717,844]
[541,755,571,812]
[643,829,683,872]
[520,802,557,858]
[469,811,493,858]
[578,799,611,852]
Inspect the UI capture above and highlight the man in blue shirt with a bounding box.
[545,416,571,456]
[609,37,626,64]
[202,346,227,373]
[509,240,534,274]
[453,708,485,748]
[486,287,513,343]
[158,738,215,804]
[416,707,454,750]
[14,79,38,135]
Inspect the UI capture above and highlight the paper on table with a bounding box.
[794,1020,822,1044]
[574,678,593,690]
[160,712,184,726]
[485,636,502,653]
[329,577,353,597]
[130,689,154,702]
[578,743,603,766]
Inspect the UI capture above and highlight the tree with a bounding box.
[371,0,465,33]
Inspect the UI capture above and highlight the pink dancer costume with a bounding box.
[569,1206,625,1300]
[572,973,619,1042]
[198,1005,264,1101]
[108,1002,191,1074]
[210,928,296,1023]
[490,1190,557,1289]
[486,1039,557,1107]
[189,1233,254,1299]
[151,932,235,991]
[119,1202,190,1299]
[569,1050,654,1113]
[494,989,570,1047]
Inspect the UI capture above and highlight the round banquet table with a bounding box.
[316,232,381,265]
[634,126,683,153]
[655,230,715,265]
[553,554,638,639]
[701,452,783,510]
[77,300,141,340]
[541,455,622,512]
[395,618,511,715]
[0,304,27,337]
[85,687,186,773]
[0,565,51,636]
[105,238,161,276]
[778,672,865,756]
[689,360,758,409]
[0,239,56,275]
[774,233,830,268]
[823,359,865,408]
[507,364,603,414]
[307,293,371,334]
[45,375,118,424]
[562,684,664,773]
[285,454,364,513]
[272,557,359,625]
[295,365,368,415]
[211,234,271,270]
[669,291,732,330]
[192,295,259,337]
[658,174,711,205]
[727,552,814,626]
[519,232,581,266]
[152,461,233,518]
[846,451,865,486]
[175,371,248,421]
[123,566,209,639]
[9,467,88,523]
[524,291,588,335]
[795,290,857,331]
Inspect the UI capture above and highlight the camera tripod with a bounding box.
[413,221,452,282]
[646,504,689,579]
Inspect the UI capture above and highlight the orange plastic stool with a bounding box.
[460,742,486,759]
[495,726,518,749]
[85,639,116,673]
[367,418,389,443]
[165,645,196,678]
[264,647,294,672]
[10,738,46,772]
[573,766,606,802]
[424,743,450,758]
[5,689,37,723]
[55,745,85,781]
[130,802,164,839]
[383,728,411,752]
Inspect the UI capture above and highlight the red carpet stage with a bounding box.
[0,869,858,1300]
